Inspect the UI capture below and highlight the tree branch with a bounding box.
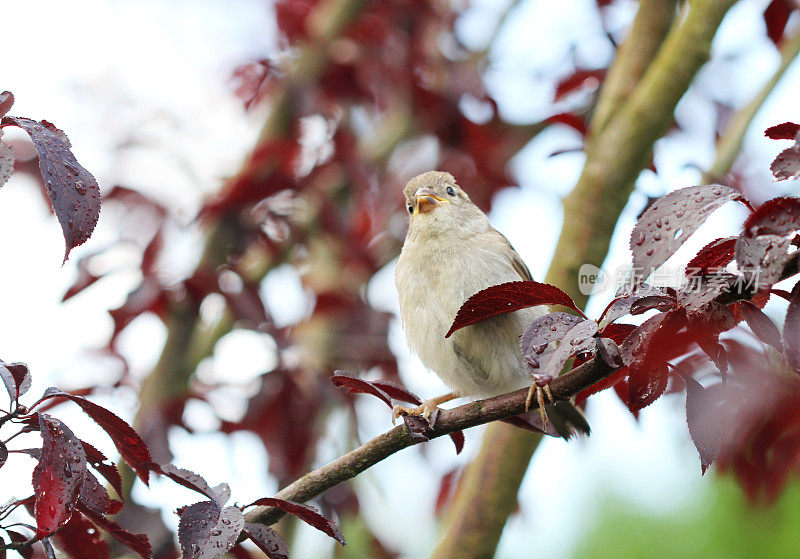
[243,354,615,527]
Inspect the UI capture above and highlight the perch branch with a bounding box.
[244,354,614,527]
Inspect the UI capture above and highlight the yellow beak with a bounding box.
[415,187,450,214]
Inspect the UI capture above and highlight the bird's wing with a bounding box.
[492,227,534,282]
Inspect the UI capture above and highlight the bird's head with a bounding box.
[402,171,486,239]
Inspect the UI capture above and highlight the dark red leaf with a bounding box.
[740,301,783,350]
[243,498,346,545]
[627,362,669,411]
[32,415,87,537]
[0,91,13,118]
[330,372,393,407]
[682,372,721,474]
[764,0,796,46]
[0,117,101,261]
[62,254,102,301]
[784,282,800,370]
[630,185,747,284]
[53,511,110,559]
[7,531,32,559]
[368,379,422,405]
[685,237,737,277]
[743,197,800,237]
[0,360,31,402]
[242,523,289,559]
[35,388,154,485]
[78,503,151,559]
[330,372,463,453]
[403,414,435,443]
[448,429,465,455]
[448,281,584,338]
[81,441,123,500]
[765,121,800,140]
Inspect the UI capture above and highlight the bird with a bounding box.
[394,171,589,438]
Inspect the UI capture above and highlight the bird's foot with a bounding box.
[525,374,555,428]
[392,391,458,425]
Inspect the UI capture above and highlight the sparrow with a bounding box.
[394,171,589,438]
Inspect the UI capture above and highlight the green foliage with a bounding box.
[573,475,800,559]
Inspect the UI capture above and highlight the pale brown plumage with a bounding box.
[394,171,589,438]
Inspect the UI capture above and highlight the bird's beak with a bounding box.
[414,188,450,214]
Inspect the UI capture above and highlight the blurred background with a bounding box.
[1,0,800,557]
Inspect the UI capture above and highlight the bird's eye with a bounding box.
[407,204,414,214]
[446,186,456,196]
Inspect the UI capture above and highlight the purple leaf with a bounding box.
[522,317,598,377]
[596,337,623,368]
[0,91,13,118]
[243,523,289,559]
[630,185,747,284]
[0,140,14,189]
[771,146,800,181]
[0,117,101,261]
[79,469,122,516]
[35,388,154,485]
[368,379,422,405]
[0,360,31,403]
[32,415,87,537]
[519,312,585,355]
[447,281,584,338]
[682,373,721,474]
[784,282,800,371]
[244,498,346,545]
[178,501,221,558]
[734,234,792,288]
[157,464,229,506]
[600,283,668,324]
[740,301,783,350]
[629,295,676,315]
[81,441,123,500]
[627,362,669,411]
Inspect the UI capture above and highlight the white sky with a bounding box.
[0,1,799,558]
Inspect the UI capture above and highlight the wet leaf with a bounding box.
[32,415,87,537]
[447,281,583,338]
[78,503,151,559]
[630,185,747,284]
[35,388,154,485]
[0,117,101,261]
[242,523,289,559]
[158,464,230,506]
[244,498,346,545]
[53,512,110,559]
[0,360,31,403]
[685,237,737,277]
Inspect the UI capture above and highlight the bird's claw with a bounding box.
[392,401,440,425]
[526,376,555,428]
